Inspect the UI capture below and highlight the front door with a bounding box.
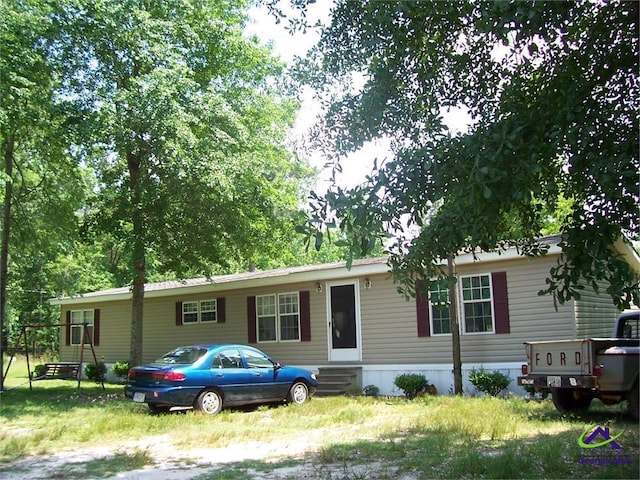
[328,282,361,362]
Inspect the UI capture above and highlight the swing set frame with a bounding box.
[2,322,105,390]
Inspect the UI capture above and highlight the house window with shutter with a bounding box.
[70,310,95,345]
[180,299,219,324]
[200,300,218,322]
[182,302,199,324]
[256,292,300,343]
[461,274,494,333]
[429,279,451,335]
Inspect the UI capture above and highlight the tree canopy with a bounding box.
[0,0,326,368]
[296,0,639,308]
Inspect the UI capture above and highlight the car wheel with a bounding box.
[551,388,592,413]
[195,389,222,415]
[287,381,309,405]
[147,404,171,414]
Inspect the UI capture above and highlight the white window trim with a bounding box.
[256,291,301,343]
[428,279,452,337]
[182,299,218,325]
[70,309,94,346]
[459,273,496,335]
[200,299,218,323]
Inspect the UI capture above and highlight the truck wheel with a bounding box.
[628,382,639,421]
[551,388,592,414]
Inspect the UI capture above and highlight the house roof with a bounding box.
[50,235,639,306]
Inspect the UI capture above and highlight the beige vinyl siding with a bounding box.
[60,301,130,363]
[58,252,591,369]
[574,280,621,338]
[59,282,330,365]
[359,255,576,365]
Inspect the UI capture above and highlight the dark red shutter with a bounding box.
[299,291,311,341]
[492,271,510,334]
[175,302,183,326]
[93,309,100,346]
[217,298,225,323]
[247,296,257,343]
[416,280,431,337]
[65,310,71,346]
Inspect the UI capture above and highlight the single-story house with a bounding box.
[50,236,640,396]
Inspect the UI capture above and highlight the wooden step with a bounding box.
[316,367,362,396]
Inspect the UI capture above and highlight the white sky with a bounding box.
[245,3,471,194]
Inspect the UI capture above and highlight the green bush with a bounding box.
[394,373,428,399]
[111,361,130,379]
[85,362,107,382]
[468,368,511,397]
[362,384,379,397]
[32,364,47,378]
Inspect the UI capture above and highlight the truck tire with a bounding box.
[628,382,639,421]
[551,388,592,414]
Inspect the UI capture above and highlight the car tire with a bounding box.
[195,389,223,415]
[551,388,592,414]
[287,381,309,405]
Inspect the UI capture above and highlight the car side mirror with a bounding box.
[273,362,282,371]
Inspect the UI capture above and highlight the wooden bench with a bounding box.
[33,362,81,380]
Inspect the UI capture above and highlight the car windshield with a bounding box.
[155,347,208,365]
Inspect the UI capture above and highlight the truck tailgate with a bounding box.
[525,339,591,375]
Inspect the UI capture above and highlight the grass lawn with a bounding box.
[1,355,638,479]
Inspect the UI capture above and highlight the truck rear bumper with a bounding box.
[518,375,598,389]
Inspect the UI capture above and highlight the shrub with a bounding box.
[362,384,379,397]
[111,361,130,379]
[468,368,511,397]
[394,373,428,399]
[32,364,47,378]
[85,362,107,382]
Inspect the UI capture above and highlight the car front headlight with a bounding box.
[311,373,317,380]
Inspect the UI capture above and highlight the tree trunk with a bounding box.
[128,152,145,367]
[448,253,463,394]
[0,135,14,391]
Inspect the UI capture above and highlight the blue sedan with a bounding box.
[124,344,318,414]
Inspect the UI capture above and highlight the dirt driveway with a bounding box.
[2,429,415,479]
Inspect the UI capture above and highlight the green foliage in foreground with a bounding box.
[393,373,429,399]
[469,368,512,397]
[0,359,637,479]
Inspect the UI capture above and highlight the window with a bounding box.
[181,299,218,324]
[461,274,494,333]
[156,346,208,364]
[182,302,199,324]
[212,348,243,369]
[200,300,218,322]
[70,310,94,345]
[279,293,300,341]
[429,279,451,335]
[256,292,300,342]
[242,348,274,368]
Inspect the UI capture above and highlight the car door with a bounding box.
[210,348,254,404]
[240,347,289,401]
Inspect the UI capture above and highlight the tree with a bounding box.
[293,1,638,393]
[296,0,638,306]
[53,0,312,365]
[0,0,88,389]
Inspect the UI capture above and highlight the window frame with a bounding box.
[70,309,95,346]
[256,292,301,343]
[428,278,452,336]
[181,299,218,325]
[460,273,495,335]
